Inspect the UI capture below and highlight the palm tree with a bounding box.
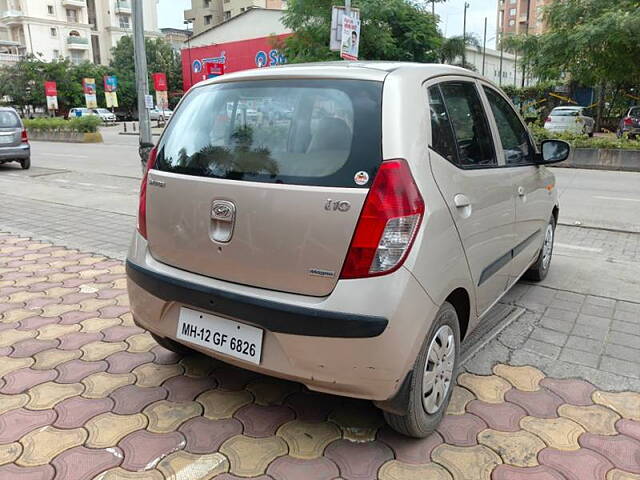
[439,35,481,70]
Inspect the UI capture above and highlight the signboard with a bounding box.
[152,73,168,91]
[340,14,361,61]
[44,81,58,111]
[330,6,361,52]
[83,78,97,109]
[145,94,154,110]
[206,62,224,79]
[156,90,169,110]
[104,75,118,93]
[105,91,118,108]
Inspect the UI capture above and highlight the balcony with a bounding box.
[115,1,132,14]
[0,53,23,65]
[62,0,86,7]
[0,10,24,24]
[66,36,89,49]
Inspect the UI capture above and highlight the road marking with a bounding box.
[555,243,602,253]
[41,153,89,159]
[594,196,640,203]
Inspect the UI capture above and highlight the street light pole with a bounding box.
[462,2,469,68]
[132,0,153,167]
[482,17,487,76]
[345,0,351,16]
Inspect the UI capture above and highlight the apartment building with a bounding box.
[497,0,550,37]
[0,0,160,66]
[184,0,285,36]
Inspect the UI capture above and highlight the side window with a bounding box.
[428,85,458,164]
[440,82,497,168]
[483,87,534,166]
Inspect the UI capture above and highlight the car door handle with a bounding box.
[454,194,471,208]
[517,186,525,197]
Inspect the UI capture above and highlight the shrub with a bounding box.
[23,115,102,134]
[529,125,640,151]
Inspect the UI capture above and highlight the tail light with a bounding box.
[137,146,158,239]
[623,117,634,126]
[21,128,28,143]
[340,159,424,279]
[545,117,552,123]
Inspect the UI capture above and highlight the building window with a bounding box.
[223,10,231,20]
[204,0,212,6]
[223,0,230,3]
[70,50,84,65]
[66,8,78,23]
[509,8,516,16]
[47,5,54,15]
[50,27,58,37]
[119,15,130,28]
[204,15,213,25]
[53,49,59,58]
[508,19,515,26]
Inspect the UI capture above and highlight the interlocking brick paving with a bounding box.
[1,232,640,479]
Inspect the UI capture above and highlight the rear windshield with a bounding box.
[630,108,640,118]
[551,109,581,117]
[156,79,383,188]
[0,111,20,128]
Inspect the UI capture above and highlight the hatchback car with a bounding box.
[617,106,640,139]
[544,106,595,136]
[149,107,173,121]
[126,63,570,437]
[68,108,96,119]
[0,107,30,170]
[92,108,117,123]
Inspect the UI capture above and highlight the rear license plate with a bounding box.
[0,135,14,144]
[176,307,263,365]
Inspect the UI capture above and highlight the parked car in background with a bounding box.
[67,108,96,119]
[617,107,640,139]
[0,107,30,170]
[149,107,173,121]
[127,62,571,438]
[544,106,595,137]
[92,108,117,123]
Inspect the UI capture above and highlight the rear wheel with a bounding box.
[20,158,30,170]
[524,216,556,282]
[383,302,460,438]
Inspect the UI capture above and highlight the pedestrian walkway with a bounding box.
[1,233,639,479]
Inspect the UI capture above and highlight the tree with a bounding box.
[281,0,442,64]
[109,36,183,114]
[439,34,481,69]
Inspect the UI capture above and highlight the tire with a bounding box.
[20,158,30,170]
[383,302,461,438]
[150,332,193,355]
[524,216,556,282]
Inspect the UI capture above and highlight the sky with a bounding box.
[157,0,498,49]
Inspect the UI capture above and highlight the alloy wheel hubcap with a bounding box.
[422,325,455,414]
[542,223,554,270]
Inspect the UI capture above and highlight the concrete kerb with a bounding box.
[553,148,640,172]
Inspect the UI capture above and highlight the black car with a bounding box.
[0,107,30,170]
[617,106,640,139]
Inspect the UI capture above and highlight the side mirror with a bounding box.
[539,139,571,164]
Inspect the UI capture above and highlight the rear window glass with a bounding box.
[0,111,20,128]
[630,108,640,119]
[156,79,383,187]
[551,109,581,117]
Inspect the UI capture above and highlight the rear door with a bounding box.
[481,85,550,283]
[427,79,516,316]
[0,110,22,148]
[146,78,383,297]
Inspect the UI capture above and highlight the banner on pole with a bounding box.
[340,15,361,61]
[105,91,119,108]
[155,90,169,110]
[330,6,360,52]
[44,81,58,111]
[104,76,118,93]
[83,78,98,109]
[152,73,168,91]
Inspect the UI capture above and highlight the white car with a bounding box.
[149,107,173,121]
[67,108,96,119]
[93,108,117,123]
[544,106,595,137]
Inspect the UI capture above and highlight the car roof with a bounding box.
[196,61,483,87]
[0,107,18,113]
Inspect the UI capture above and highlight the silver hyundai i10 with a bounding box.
[126,62,569,437]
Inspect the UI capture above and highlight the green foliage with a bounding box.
[529,124,640,150]
[504,1,640,86]
[439,34,480,69]
[281,0,442,63]
[23,115,102,133]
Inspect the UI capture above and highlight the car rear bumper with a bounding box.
[126,232,438,402]
[0,144,30,160]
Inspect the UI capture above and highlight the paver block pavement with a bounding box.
[1,232,640,479]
